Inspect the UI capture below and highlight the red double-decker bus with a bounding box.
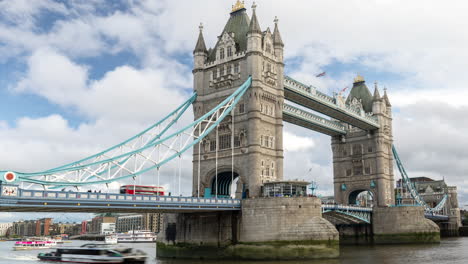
[119,185,164,196]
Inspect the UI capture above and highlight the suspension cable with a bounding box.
[215,111,219,199]
[231,107,235,198]
[178,133,182,196]
[197,125,201,198]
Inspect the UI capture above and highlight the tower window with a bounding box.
[234,136,241,147]
[219,48,225,60]
[365,167,371,174]
[238,103,245,113]
[227,46,232,57]
[234,63,239,73]
[210,140,217,151]
[266,44,271,53]
[219,134,231,150]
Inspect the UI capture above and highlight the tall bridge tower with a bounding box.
[192,2,284,198]
[331,76,395,206]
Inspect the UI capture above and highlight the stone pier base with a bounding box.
[157,197,339,260]
[372,206,440,244]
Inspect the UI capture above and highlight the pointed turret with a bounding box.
[383,88,392,107]
[272,16,284,47]
[193,23,207,54]
[373,81,381,101]
[248,2,262,34]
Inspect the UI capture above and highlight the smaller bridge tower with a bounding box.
[332,76,394,206]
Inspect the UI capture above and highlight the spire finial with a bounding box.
[252,1,257,11]
[232,0,245,12]
[374,81,378,89]
[274,16,278,24]
[353,74,364,83]
[199,23,203,32]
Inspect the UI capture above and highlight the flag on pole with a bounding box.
[315,72,326,77]
[340,86,349,93]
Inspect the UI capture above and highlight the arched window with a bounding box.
[219,48,225,59]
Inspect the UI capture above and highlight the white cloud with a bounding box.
[283,130,315,152]
[1,0,467,219]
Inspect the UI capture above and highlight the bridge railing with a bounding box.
[16,189,241,205]
[284,76,380,127]
[321,204,373,212]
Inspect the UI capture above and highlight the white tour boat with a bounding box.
[13,240,57,251]
[105,234,118,244]
[117,230,156,243]
[38,243,147,263]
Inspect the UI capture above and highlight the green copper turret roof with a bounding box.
[207,8,250,62]
[346,79,374,113]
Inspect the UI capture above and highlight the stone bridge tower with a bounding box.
[331,76,395,206]
[192,1,284,198]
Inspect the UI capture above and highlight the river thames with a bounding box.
[0,238,466,264]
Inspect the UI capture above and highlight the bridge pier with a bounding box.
[372,206,440,244]
[157,197,339,260]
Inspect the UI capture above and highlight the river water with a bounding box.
[0,238,466,264]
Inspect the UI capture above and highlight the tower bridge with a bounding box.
[0,0,462,260]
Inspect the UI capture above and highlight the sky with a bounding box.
[1,0,468,223]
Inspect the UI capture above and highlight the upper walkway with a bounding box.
[283,76,380,131]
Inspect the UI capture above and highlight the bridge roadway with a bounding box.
[0,186,449,222]
[283,76,380,131]
[0,187,241,213]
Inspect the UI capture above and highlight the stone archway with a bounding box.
[211,171,239,198]
[348,189,375,207]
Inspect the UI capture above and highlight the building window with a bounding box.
[234,136,241,147]
[353,144,362,155]
[221,66,225,76]
[365,167,371,174]
[213,69,217,79]
[266,44,271,53]
[346,169,352,176]
[269,136,274,148]
[219,48,225,59]
[260,135,264,146]
[267,63,271,72]
[227,64,232,74]
[234,63,239,73]
[227,46,232,57]
[210,140,216,151]
[260,104,263,113]
[266,166,270,176]
[219,134,231,150]
[238,103,245,113]
[354,166,362,176]
[368,146,373,153]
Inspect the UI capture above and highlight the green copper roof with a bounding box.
[208,9,250,61]
[346,81,374,113]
